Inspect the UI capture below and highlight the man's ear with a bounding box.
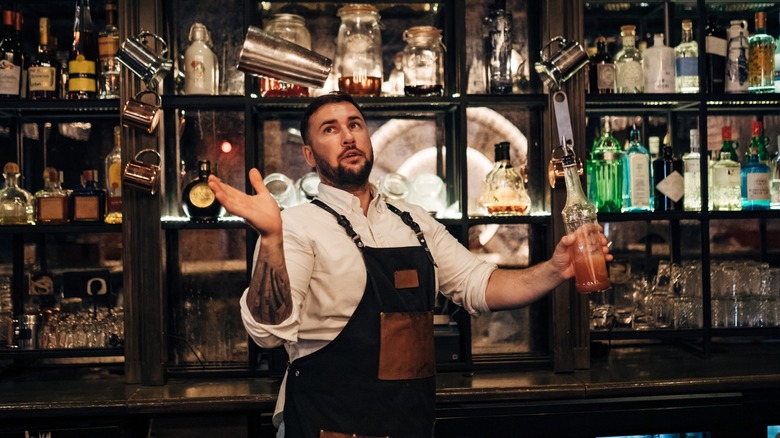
[302,145,316,167]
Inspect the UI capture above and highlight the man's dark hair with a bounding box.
[299,92,366,146]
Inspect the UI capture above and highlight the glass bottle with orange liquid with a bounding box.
[334,4,383,96]
[560,143,611,293]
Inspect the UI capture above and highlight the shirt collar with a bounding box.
[316,182,385,215]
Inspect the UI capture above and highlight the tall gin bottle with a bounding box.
[675,20,699,93]
[622,125,653,212]
[653,134,684,211]
[615,25,643,93]
[741,146,771,210]
[587,117,623,213]
[560,146,611,294]
[644,33,675,93]
[683,129,702,211]
[748,11,775,93]
[712,130,742,211]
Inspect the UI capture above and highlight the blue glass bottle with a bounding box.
[69,169,107,222]
[741,146,771,210]
[622,125,653,212]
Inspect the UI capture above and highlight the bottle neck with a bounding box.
[562,161,587,201]
[682,29,693,43]
[621,35,636,49]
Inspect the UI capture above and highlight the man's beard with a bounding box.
[313,150,374,190]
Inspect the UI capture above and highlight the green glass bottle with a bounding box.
[587,117,623,213]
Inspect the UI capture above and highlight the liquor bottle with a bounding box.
[683,128,702,211]
[643,33,675,93]
[182,160,224,222]
[97,0,120,99]
[183,23,218,95]
[648,136,660,161]
[0,162,35,225]
[653,133,684,211]
[622,125,653,212]
[615,25,644,93]
[559,145,611,294]
[725,20,749,93]
[588,36,615,94]
[479,142,531,216]
[484,0,513,94]
[712,145,741,212]
[68,0,99,99]
[104,126,122,224]
[705,16,727,94]
[741,146,771,210]
[771,138,780,209]
[0,10,23,99]
[776,12,780,93]
[587,117,623,213]
[675,20,699,93]
[13,11,27,98]
[28,17,61,100]
[748,120,770,166]
[35,167,69,224]
[748,11,775,93]
[69,170,106,222]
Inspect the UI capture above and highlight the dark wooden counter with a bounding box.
[2,343,780,437]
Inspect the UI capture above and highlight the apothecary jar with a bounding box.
[402,26,445,97]
[335,4,383,97]
[261,13,312,97]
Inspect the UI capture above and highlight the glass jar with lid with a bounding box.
[262,13,312,97]
[335,4,383,96]
[402,26,445,97]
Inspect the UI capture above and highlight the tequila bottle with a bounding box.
[622,125,653,212]
[69,170,106,222]
[644,33,675,93]
[104,126,122,224]
[653,134,684,211]
[587,117,623,213]
[683,129,702,211]
[712,151,741,211]
[615,25,644,93]
[675,20,699,93]
[741,146,771,210]
[0,162,35,225]
[748,11,775,93]
[35,167,69,224]
[479,142,531,216]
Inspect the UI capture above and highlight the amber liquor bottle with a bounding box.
[67,0,99,99]
[29,17,61,100]
[182,160,224,222]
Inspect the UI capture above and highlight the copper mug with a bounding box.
[122,91,162,134]
[116,31,173,89]
[123,149,162,195]
[534,36,589,91]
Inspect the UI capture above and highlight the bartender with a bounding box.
[208,92,611,437]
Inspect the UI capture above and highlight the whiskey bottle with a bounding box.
[479,142,531,216]
[104,126,122,224]
[0,162,35,225]
[69,170,106,222]
[683,129,702,211]
[182,160,224,222]
[622,125,653,212]
[28,17,61,100]
[748,11,775,93]
[97,0,120,99]
[35,167,69,223]
[653,134,684,211]
[0,10,23,99]
[68,0,99,99]
[588,36,615,94]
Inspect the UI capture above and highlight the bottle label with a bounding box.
[684,159,700,174]
[596,64,615,90]
[28,66,57,92]
[0,61,21,95]
[98,36,119,60]
[68,56,97,92]
[713,166,740,186]
[188,183,216,208]
[628,154,651,207]
[616,61,643,92]
[73,196,100,221]
[655,170,685,202]
[38,197,68,221]
[108,161,122,192]
[676,57,699,77]
[706,36,727,57]
[746,172,770,200]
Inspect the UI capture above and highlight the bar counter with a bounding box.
[2,343,780,437]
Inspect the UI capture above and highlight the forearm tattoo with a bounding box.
[247,248,292,325]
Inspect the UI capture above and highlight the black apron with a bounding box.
[284,200,437,438]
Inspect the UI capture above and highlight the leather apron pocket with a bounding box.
[378,311,435,380]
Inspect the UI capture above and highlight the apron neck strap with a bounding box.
[310,199,365,249]
[386,203,437,267]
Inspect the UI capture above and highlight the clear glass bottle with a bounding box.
[749,120,770,166]
[104,125,122,224]
[683,128,702,211]
[479,141,531,216]
[771,137,780,209]
[69,170,106,222]
[0,162,35,225]
[28,17,61,100]
[741,146,771,210]
[705,16,727,94]
[0,10,23,99]
[402,26,445,97]
[622,125,653,212]
[182,160,224,222]
[35,167,69,224]
[725,20,749,93]
[67,0,99,100]
[261,13,311,97]
[588,36,615,95]
[334,4,383,97]
[587,116,623,213]
[560,146,611,294]
[97,0,120,99]
[653,133,684,211]
[483,0,513,94]
[748,11,775,93]
[775,13,780,92]
[382,52,405,96]
[647,136,660,161]
[675,20,700,93]
[644,33,675,93]
[615,25,644,93]
[183,23,218,95]
[712,151,741,211]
